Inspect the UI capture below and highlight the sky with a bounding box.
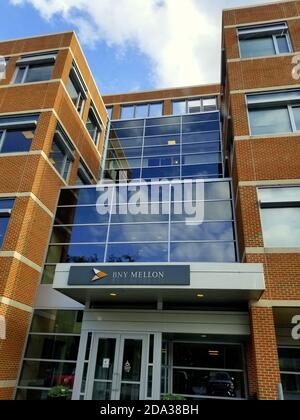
[0,0,279,95]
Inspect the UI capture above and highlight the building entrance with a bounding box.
[86,334,148,400]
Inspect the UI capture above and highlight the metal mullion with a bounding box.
[172,365,244,373]
[288,105,297,132]
[103,186,115,262]
[0,129,6,152]
[140,118,146,182]
[22,66,29,83]
[168,184,171,262]
[23,358,77,363]
[28,332,81,337]
[273,34,280,55]
[179,116,183,179]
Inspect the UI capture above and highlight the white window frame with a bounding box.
[238,22,292,58]
[247,90,300,136]
[12,54,56,84]
[50,127,75,182]
[258,186,300,248]
[0,116,38,153]
[86,104,102,146]
[172,97,217,115]
[66,64,87,117]
[121,102,163,119]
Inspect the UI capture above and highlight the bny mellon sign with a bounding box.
[68,265,190,286]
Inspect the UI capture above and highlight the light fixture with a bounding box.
[209,350,219,357]
[197,294,205,299]
[110,293,118,297]
[168,140,177,145]
[201,335,207,338]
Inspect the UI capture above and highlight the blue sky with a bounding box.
[1,0,277,95]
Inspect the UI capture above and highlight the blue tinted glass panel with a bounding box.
[182,132,220,143]
[205,182,231,200]
[143,156,180,167]
[106,243,168,263]
[173,101,186,115]
[1,129,34,153]
[25,64,54,83]
[112,120,144,129]
[145,125,180,136]
[109,223,169,242]
[171,222,235,241]
[109,148,142,158]
[0,199,14,209]
[182,153,221,165]
[182,121,219,133]
[171,201,233,221]
[146,117,180,127]
[55,206,110,225]
[143,146,180,157]
[182,112,219,123]
[144,135,180,147]
[51,226,108,243]
[46,244,105,263]
[0,217,10,247]
[142,166,180,179]
[106,158,142,170]
[108,137,143,148]
[182,142,221,154]
[182,163,222,177]
[170,242,236,262]
[112,127,144,138]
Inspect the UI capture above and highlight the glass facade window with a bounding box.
[86,106,101,145]
[75,162,94,186]
[258,187,300,247]
[106,106,113,119]
[66,66,86,115]
[49,126,75,182]
[238,22,292,59]
[247,90,300,135]
[162,341,246,400]
[105,112,222,183]
[13,63,54,84]
[172,97,217,115]
[0,198,14,248]
[17,310,83,400]
[120,103,163,119]
[0,128,35,153]
[41,180,236,283]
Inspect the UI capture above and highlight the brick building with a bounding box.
[0,0,299,401]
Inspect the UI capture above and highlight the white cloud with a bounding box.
[10,0,279,88]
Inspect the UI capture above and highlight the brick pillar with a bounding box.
[249,306,281,400]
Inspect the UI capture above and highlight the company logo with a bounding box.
[0,316,6,340]
[291,315,300,340]
[92,269,108,282]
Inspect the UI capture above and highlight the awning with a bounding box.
[53,262,265,307]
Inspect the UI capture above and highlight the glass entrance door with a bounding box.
[86,334,148,400]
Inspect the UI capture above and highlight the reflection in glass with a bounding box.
[94,339,116,381]
[249,107,291,135]
[46,244,105,263]
[92,382,112,400]
[25,335,80,361]
[121,339,142,382]
[19,360,76,388]
[109,223,169,242]
[30,310,82,334]
[171,222,234,241]
[106,243,168,263]
[260,207,300,247]
[171,242,236,263]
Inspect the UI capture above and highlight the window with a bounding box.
[258,187,300,247]
[0,199,14,248]
[279,348,300,400]
[76,161,94,185]
[173,97,217,115]
[120,102,163,119]
[238,22,292,58]
[49,125,75,182]
[86,105,102,145]
[106,106,113,119]
[13,54,56,84]
[0,114,38,154]
[66,64,87,115]
[248,90,300,135]
[16,310,82,400]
